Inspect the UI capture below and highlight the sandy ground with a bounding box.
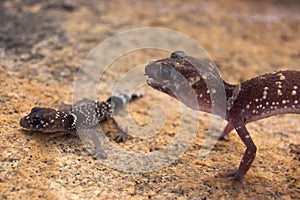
[0,0,299,199]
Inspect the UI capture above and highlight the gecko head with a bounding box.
[20,107,70,133]
[145,51,184,97]
[145,51,218,110]
[145,51,208,97]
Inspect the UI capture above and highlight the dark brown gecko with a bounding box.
[20,93,143,144]
[145,51,300,183]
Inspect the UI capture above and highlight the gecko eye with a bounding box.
[31,116,42,126]
[160,65,175,80]
[170,51,186,60]
[31,107,42,112]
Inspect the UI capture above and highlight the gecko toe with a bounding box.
[223,169,245,185]
[219,134,229,141]
[92,147,107,159]
[115,132,131,143]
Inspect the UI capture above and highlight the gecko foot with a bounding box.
[223,169,245,185]
[115,131,132,143]
[91,143,107,159]
[219,133,229,141]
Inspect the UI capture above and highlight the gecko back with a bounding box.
[228,71,300,124]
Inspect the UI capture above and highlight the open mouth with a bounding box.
[146,76,169,88]
[145,75,177,98]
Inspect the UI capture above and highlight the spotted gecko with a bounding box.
[145,51,300,183]
[20,93,143,144]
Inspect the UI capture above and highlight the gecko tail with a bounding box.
[128,93,144,101]
[106,93,143,111]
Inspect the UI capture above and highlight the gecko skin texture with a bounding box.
[145,51,300,183]
[20,93,143,143]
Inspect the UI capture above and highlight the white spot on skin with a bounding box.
[282,100,287,104]
[262,91,268,99]
[276,81,281,85]
[279,75,285,80]
[292,90,297,96]
[70,113,77,126]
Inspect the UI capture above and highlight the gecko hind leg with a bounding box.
[105,113,132,143]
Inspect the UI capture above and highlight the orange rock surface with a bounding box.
[0,0,299,199]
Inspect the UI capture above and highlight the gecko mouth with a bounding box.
[146,77,169,88]
[19,117,28,128]
[146,76,177,98]
[19,116,40,130]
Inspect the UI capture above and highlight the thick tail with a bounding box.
[106,93,143,111]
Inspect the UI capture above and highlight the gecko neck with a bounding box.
[194,80,237,118]
[54,110,76,134]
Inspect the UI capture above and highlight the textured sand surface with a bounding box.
[0,0,299,199]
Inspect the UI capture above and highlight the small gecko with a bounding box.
[20,93,143,144]
[145,51,300,183]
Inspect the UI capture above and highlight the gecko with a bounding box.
[145,50,300,183]
[20,93,143,145]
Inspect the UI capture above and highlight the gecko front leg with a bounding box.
[225,119,257,183]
